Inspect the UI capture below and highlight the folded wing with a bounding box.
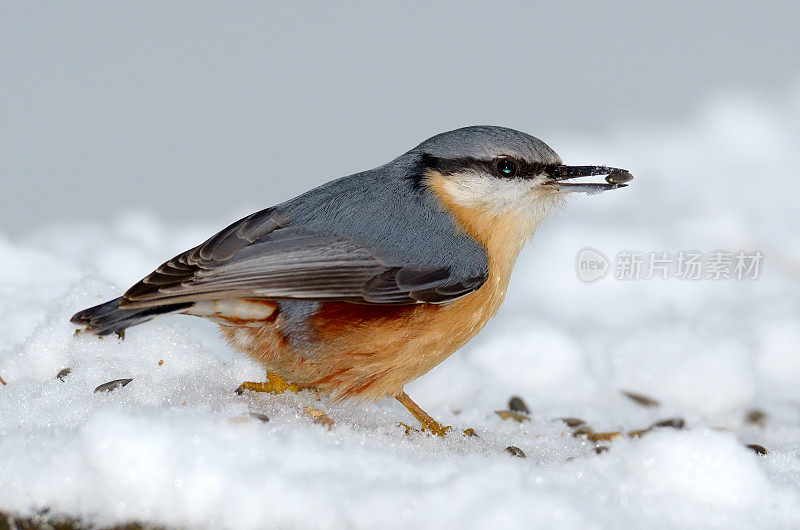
[121,208,487,308]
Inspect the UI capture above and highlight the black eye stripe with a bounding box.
[421,154,553,178]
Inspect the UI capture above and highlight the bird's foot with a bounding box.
[236,372,302,395]
[398,421,452,437]
[395,390,451,437]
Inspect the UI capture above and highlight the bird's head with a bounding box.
[411,126,632,248]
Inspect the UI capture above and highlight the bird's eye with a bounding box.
[496,158,518,178]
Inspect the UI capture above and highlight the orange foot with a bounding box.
[396,390,452,437]
[236,372,303,395]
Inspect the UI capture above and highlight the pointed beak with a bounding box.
[545,165,633,194]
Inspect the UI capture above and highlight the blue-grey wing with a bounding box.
[121,207,487,308]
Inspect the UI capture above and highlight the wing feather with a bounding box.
[121,208,487,308]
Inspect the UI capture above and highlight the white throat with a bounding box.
[439,170,564,240]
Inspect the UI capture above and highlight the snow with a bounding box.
[2,89,800,529]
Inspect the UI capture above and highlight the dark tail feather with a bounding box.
[70,297,193,336]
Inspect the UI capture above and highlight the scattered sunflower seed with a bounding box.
[508,396,530,414]
[605,170,634,185]
[303,405,334,429]
[158,360,164,367]
[651,417,685,430]
[93,378,133,393]
[249,412,270,423]
[571,425,596,437]
[746,444,768,455]
[56,368,71,381]
[628,428,650,438]
[586,431,622,443]
[462,428,478,437]
[0,373,6,386]
[629,417,685,438]
[621,390,660,407]
[505,446,526,458]
[571,424,620,442]
[557,417,587,428]
[495,410,530,423]
[594,446,610,454]
[572,425,594,438]
[745,409,767,428]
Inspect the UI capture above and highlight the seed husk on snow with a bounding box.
[508,396,530,414]
[621,390,660,407]
[745,409,767,428]
[56,368,71,381]
[568,424,622,443]
[303,405,334,429]
[249,412,270,423]
[586,431,622,443]
[628,428,649,438]
[571,424,595,437]
[94,378,133,393]
[495,410,530,423]
[629,417,686,438]
[651,417,685,429]
[746,443,768,455]
[505,446,526,458]
[557,417,587,428]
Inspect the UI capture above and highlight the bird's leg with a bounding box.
[396,390,451,436]
[236,372,303,395]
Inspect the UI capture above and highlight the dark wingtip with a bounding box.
[70,297,192,336]
[70,306,98,325]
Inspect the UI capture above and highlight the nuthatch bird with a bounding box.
[72,126,632,435]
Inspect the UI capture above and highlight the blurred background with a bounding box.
[2,2,799,233]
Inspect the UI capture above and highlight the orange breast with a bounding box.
[302,266,512,401]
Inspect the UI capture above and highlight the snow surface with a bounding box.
[2,90,800,529]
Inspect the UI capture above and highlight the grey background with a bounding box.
[2,1,799,234]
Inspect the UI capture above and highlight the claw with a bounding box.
[398,422,416,435]
[398,421,451,437]
[424,422,451,437]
